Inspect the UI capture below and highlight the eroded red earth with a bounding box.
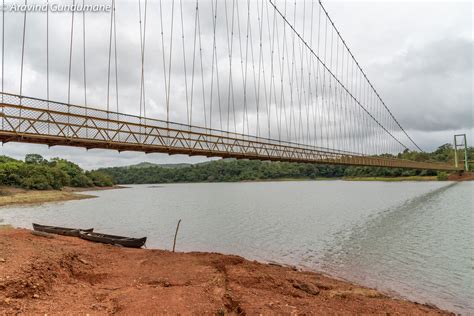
[0,228,452,315]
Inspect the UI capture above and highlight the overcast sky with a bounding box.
[0,0,472,169]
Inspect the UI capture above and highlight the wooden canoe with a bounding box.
[32,223,93,237]
[79,231,147,248]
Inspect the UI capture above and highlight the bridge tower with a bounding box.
[454,134,469,171]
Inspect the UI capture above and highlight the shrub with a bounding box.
[21,174,52,190]
[437,171,448,181]
[25,154,47,164]
[71,174,94,187]
[0,162,23,186]
[86,171,114,187]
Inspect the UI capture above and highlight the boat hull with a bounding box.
[79,232,147,248]
[32,223,93,237]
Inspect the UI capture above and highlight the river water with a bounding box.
[1,181,472,314]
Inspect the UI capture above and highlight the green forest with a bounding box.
[98,143,473,184]
[0,154,114,190]
[0,143,471,189]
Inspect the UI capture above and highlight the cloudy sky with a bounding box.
[0,0,472,169]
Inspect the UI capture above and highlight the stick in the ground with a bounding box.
[172,219,182,252]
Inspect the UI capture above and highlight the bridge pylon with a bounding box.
[454,134,469,171]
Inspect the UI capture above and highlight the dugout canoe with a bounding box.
[79,231,147,248]
[32,223,93,237]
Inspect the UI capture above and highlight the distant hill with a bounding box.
[125,159,232,169]
[127,162,192,169]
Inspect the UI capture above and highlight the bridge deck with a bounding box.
[0,93,460,171]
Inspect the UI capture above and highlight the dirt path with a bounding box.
[0,228,451,315]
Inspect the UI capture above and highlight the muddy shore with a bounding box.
[0,228,451,315]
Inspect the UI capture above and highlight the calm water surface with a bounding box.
[1,181,472,314]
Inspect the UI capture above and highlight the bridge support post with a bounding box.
[463,134,469,171]
[454,134,469,171]
[454,135,458,169]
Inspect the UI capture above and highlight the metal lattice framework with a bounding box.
[0,1,461,171]
[0,93,459,171]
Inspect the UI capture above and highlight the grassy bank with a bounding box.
[0,186,96,207]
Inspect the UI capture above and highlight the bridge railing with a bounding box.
[0,92,461,171]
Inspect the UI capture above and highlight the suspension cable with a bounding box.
[82,0,87,137]
[46,0,50,133]
[113,0,119,113]
[317,1,423,152]
[197,0,206,128]
[268,0,411,152]
[107,0,113,113]
[138,0,147,119]
[1,0,3,99]
[179,0,189,125]
[1,0,4,130]
[82,0,87,108]
[46,0,49,103]
[159,0,167,121]
[209,0,217,130]
[67,0,75,104]
[167,0,175,125]
[20,0,27,96]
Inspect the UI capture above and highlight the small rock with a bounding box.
[292,281,320,295]
[0,258,5,263]
[33,294,40,299]
[78,258,89,265]
[13,290,26,298]
[91,304,105,311]
[4,298,11,304]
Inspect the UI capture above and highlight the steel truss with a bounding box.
[0,93,460,171]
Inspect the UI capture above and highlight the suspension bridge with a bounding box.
[0,0,461,171]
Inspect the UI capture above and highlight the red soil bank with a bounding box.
[448,171,474,181]
[0,228,451,315]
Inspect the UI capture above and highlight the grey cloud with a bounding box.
[369,37,473,133]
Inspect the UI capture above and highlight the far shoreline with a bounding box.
[1,174,469,208]
[127,175,449,185]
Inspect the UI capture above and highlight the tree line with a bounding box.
[1,143,470,189]
[97,143,472,184]
[0,154,114,190]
